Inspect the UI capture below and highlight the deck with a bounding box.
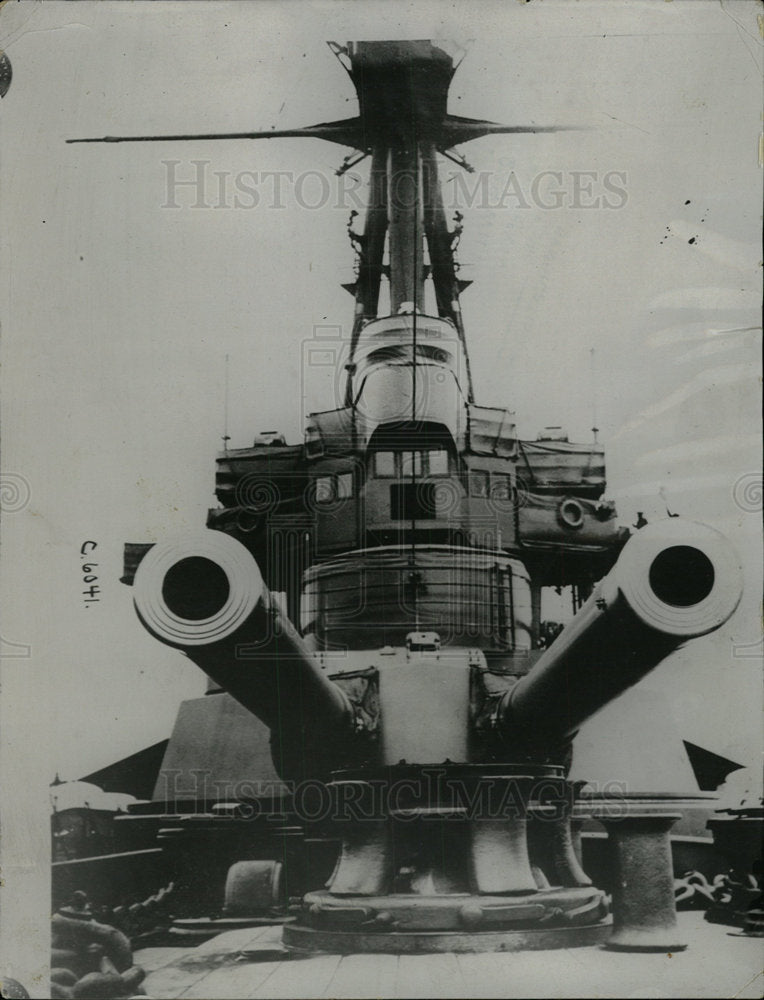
[135,912,763,999]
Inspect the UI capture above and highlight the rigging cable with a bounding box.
[409,82,420,630]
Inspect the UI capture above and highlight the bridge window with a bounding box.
[374,451,396,477]
[400,451,423,478]
[427,449,449,476]
[373,448,450,478]
[315,477,334,503]
[315,472,354,503]
[469,470,489,497]
[490,473,512,501]
[337,472,354,499]
[371,448,452,482]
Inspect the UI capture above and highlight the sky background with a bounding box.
[0,0,761,829]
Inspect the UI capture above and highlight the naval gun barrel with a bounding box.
[133,532,354,771]
[500,519,742,746]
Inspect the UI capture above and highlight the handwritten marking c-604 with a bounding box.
[80,540,100,605]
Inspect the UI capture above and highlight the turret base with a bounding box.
[283,918,613,954]
[283,886,611,953]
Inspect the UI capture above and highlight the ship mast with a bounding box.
[69,38,573,410]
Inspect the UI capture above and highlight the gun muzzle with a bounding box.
[500,519,742,745]
[132,531,354,746]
